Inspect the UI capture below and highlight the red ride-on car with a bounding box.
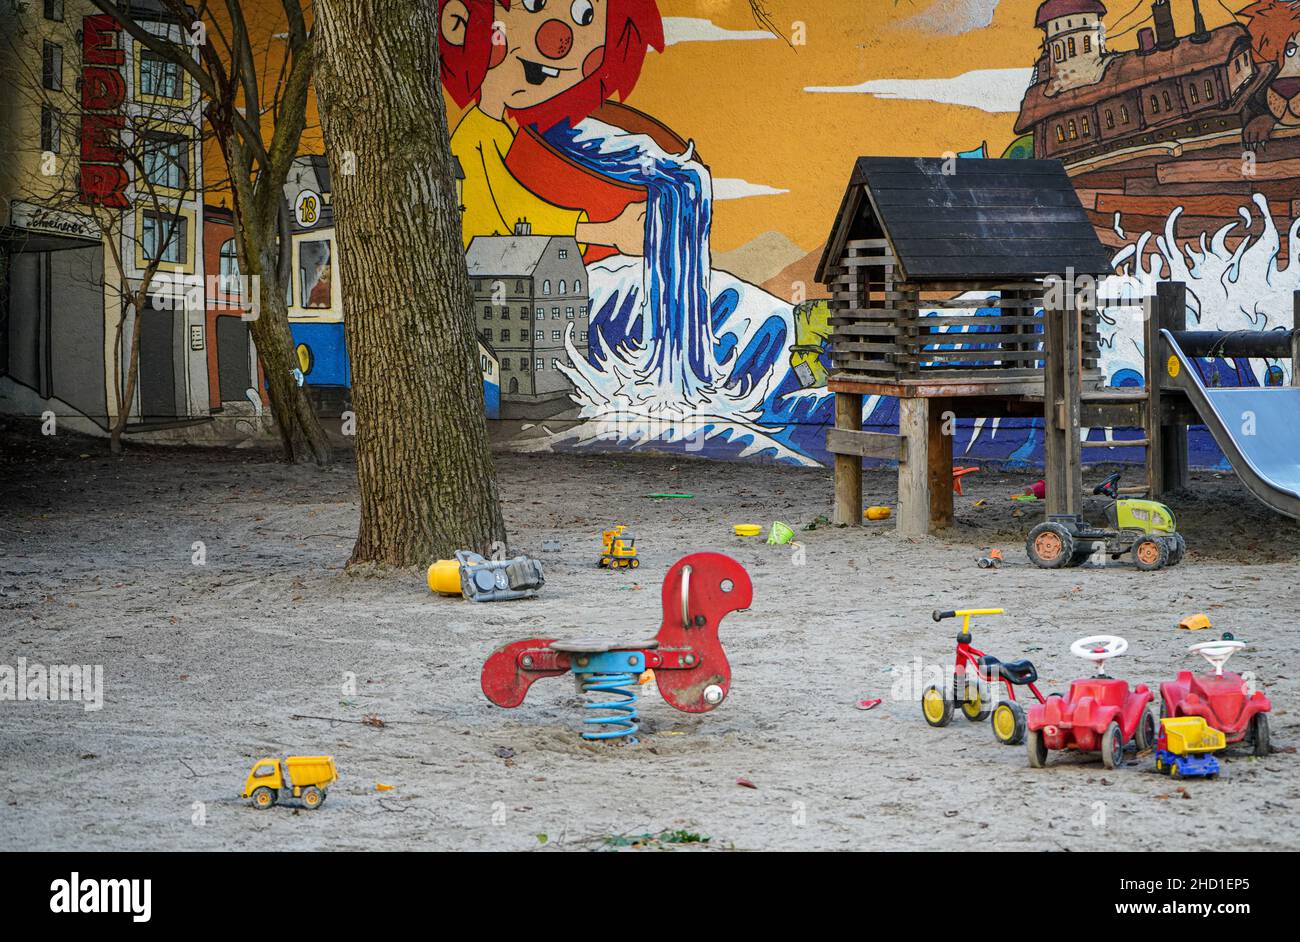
[1160,637,1271,757]
[1026,635,1156,770]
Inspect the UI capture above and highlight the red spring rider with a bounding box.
[1160,636,1271,756]
[922,608,1046,745]
[480,553,752,744]
[1026,635,1156,770]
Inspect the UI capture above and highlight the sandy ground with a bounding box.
[1,420,1297,851]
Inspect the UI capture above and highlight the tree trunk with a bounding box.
[313,0,506,566]
[109,296,145,455]
[246,240,333,466]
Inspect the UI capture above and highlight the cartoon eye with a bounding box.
[1287,43,1298,58]
[571,0,594,26]
[522,0,546,12]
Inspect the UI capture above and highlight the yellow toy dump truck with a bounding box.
[599,526,639,569]
[1155,717,1225,779]
[242,756,337,810]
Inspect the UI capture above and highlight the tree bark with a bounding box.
[238,200,333,466]
[313,0,506,566]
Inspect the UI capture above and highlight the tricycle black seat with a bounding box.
[978,655,1038,686]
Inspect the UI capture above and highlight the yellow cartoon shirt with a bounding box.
[451,106,587,249]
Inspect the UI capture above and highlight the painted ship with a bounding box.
[1013,0,1300,248]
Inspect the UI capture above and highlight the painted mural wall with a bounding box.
[426,0,1300,471]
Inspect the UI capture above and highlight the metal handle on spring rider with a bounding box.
[681,565,692,628]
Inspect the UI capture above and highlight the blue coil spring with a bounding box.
[580,672,640,743]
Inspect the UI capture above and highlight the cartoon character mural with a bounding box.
[428,0,1298,470]
[439,0,655,256]
[438,0,839,460]
[1241,0,1300,147]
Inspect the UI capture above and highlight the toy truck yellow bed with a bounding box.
[1160,717,1225,755]
[242,755,337,810]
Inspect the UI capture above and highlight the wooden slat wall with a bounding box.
[828,265,1104,387]
[828,238,900,382]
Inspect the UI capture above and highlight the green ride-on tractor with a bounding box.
[1026,472,1186,571]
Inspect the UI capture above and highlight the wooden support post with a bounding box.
[928,398,954,530]
[833,391,864,526]
[1044,298,1082,516]
[1292,290,1300,387]
[898,397,932,537]
[1155,281,1189,495]
[1143,289,1165,500]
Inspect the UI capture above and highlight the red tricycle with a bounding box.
[922,608,1046,746]
[1026,635,1156,770]
[1160,637,1271,757]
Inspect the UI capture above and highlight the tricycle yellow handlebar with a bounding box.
[933,608,1005,634]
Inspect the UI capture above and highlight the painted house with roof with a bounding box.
[466,222,589,420]
[1,0,210,435]
[273,153,501,418]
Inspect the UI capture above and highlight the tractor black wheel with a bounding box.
[1167,533,1187,566]
[1027,522,1075,569]
[1133,536,1169,572]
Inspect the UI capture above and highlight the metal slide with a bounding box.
[1160,329,1300,520]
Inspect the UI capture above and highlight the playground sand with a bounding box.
[2,428,1297,851]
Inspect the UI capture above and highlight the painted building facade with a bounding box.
[279,153,501,419]
[466,224,589,419]
[1,0,209,435]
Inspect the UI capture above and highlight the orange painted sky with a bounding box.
[225,0,1254,256]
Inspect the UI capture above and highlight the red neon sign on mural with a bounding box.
[78,14,129,209]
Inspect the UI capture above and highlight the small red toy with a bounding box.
[480,553,752,742]
[922,608,1046,745]
[1026,635,1155,770]
[1160,637,1271,756]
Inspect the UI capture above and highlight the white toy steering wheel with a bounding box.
[1190,639,1244,677]
[1070,635,1129,675]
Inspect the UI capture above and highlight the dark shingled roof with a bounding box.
[815,157,1114,283]
[1035,0,1106,28]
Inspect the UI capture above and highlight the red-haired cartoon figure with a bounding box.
[1242,0,1300,148]
[439,0,664,254]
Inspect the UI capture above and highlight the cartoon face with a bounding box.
[1245,1,1300,116]
[1274,31,1300,103]
[443,0,608,111]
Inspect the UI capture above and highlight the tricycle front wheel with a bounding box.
[960,678,990,723]
[921,685,953,728]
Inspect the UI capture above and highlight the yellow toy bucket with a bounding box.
[1160,717,1226,755]
[426,560,462,595]
[864,506,892,521]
